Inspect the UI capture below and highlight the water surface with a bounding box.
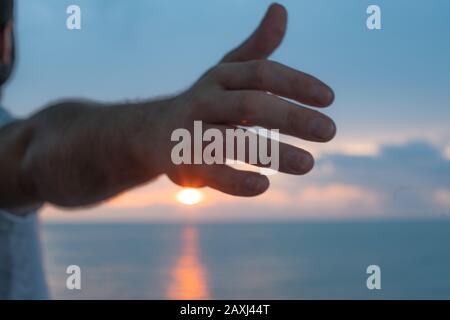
[42,221,450,299]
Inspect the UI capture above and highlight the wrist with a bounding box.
[127,98,174,178]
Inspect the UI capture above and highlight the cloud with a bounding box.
[445,146,450,160]
[434,189,450,208]
[297,184,381,213]
[307,141,450,217]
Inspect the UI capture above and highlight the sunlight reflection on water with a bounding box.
[166,226,210,300]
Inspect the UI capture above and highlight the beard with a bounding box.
[0,62,12,86]
[0,36,14,87]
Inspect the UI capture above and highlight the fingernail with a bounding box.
[312,84,334,106]
[286,151,313,173]
[245,176,266,192]
[308,117,336,140]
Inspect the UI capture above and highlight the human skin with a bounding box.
[0,4,336,213]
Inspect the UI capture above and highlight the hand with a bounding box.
[3,4,335,210]
[157,3,336,197]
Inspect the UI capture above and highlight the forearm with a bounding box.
[0,98,169,211]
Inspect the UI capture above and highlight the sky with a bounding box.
[2,0,450,222]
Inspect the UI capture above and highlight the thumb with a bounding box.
[221,3,287,63]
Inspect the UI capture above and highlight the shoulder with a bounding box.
[0,106,15,127]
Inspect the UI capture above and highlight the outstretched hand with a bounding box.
[2,4,336,211]
[159,3,336,197]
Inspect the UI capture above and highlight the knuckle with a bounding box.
[221,50,236,63]
[291,78,313,102]
[250,60,268,85]
[262,25,284,49]
[190,94,210,117]
[286,106,300,134]
[305,81,316,97]
[208,64,224,80]
[236,92,259,122]
[271,25,285,44]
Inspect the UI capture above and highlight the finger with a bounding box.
[202,124,314,175]
[202,164,270,197]
[199,91,337,142]
[221,3,287,63]
[167,164,269,196]
[213,60,334,107]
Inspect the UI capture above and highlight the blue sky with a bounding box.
[2,1,449,221]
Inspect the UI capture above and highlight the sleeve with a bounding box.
[0,210,49,299]
[0,107,49,300]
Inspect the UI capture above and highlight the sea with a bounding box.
[42,221,450,299]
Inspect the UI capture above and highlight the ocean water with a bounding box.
[42,221,450,300]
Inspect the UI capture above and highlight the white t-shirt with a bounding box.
[0,106,49,300]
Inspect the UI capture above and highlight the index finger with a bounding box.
[199,90,336,143]
[212,60,335,108]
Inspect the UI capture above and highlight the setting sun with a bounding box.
[176,188,203,206]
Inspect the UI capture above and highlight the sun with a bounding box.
[176,188,203,206]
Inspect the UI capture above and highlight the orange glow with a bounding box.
[434,189,450,208]
[167,226,210,300]
[298,183,380,210]
[445,146,450,160]
[176,188,203,205]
